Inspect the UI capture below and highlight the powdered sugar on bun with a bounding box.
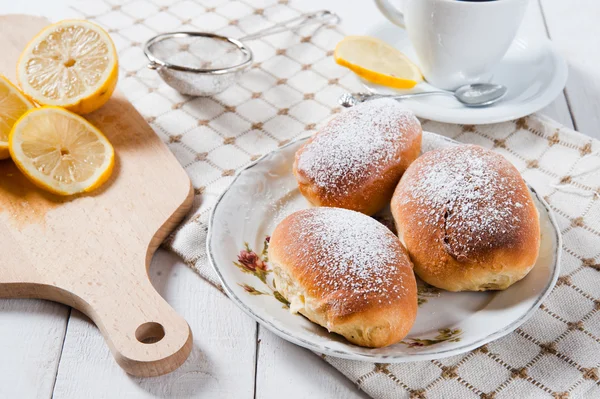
[290,207,409,304]
[398,145,531,259]
[293,98,422,215]
[268,207,417,347]
[392,145,541,292]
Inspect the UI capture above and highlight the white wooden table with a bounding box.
[1,1,598,398]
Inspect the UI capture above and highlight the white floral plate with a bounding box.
[207,132,561,362]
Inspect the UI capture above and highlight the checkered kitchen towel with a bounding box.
[70,0,600,397]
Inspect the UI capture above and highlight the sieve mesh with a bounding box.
[147,34,249,71]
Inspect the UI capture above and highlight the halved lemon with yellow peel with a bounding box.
[0,75,35,159]
[334,36,422,89]
[9,106,114,196]
[17,20,118,115]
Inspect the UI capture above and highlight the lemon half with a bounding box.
[17,20,118,115]
[0,75,35,159]
[334,36,422,89]
[9,106,114,195]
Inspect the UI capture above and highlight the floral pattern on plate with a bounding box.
[417,283,441,306]
[401,328,462,348]
[234,236,290,308]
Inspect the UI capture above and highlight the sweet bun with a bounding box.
[391,145,540,292]
[268,207,417,348]
[293,98,422,216]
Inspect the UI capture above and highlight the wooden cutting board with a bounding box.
[0,15,194,377]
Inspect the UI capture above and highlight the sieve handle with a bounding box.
[239,10,340,42]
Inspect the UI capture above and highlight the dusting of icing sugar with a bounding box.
[286,207,410,313]
[398,145,532,259]
[296,98,420,193]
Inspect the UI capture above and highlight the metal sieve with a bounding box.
[143,10,340,96]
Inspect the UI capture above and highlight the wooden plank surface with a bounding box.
[52,251,258,398]
[540,0,600,137]
[0,0,598,397]
[256,328,370,399]
[0,300,68,399]
[522,0,573,128]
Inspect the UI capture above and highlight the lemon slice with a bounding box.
[9,106,114,195]
[334,36,422,89]
[17,20,118,115]
[0,75,35,159]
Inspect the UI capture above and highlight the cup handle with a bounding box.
[374,0,405,28]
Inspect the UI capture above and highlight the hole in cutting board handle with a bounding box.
[135,322,166,344]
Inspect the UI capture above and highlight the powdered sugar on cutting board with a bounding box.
[296,98,420,194]
[398,145,533,259]
[284,207,411,313]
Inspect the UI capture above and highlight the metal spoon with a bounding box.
[338,83,508,108]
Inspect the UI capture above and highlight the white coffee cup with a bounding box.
[375,0,529,90]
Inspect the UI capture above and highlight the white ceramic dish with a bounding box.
[207,132,561,362]
[361,23,568,125]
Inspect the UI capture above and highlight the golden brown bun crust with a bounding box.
[293,98,422,216]
[268,207,417,348]
[391,145,540,292]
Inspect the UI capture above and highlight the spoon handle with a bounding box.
[359,91,453,102]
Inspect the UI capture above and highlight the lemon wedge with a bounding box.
[9,106,114,195]
[17,20,118,115]
[0,75,35,160]
[334,36,422,89]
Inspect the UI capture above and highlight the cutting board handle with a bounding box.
[79,273,193,377]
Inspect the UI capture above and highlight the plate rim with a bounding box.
[206,133,562,362]
[362,36,569,125]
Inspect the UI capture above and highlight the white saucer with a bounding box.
[362,23,568,124]
[207,132,561,362]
